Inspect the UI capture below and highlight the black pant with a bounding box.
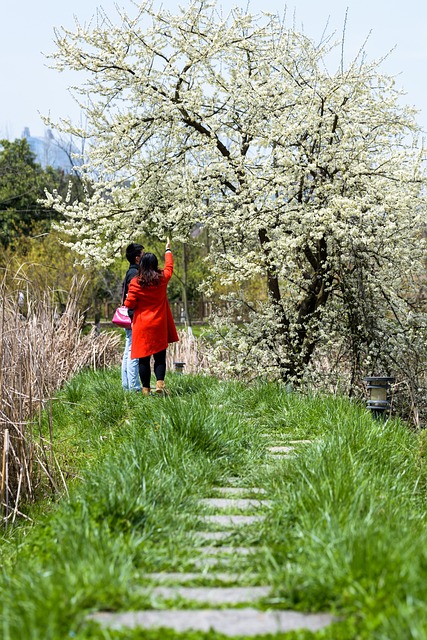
[138,349,166,388]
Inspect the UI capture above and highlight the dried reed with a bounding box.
[0,270,121,526]
[166,328,210,375]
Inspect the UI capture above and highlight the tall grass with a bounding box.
[2,372,427,637]
[0,270,122,525]
[2,373,427,638]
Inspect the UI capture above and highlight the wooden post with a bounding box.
[1,429,9,525]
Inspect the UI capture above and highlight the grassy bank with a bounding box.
[1,370,427,639]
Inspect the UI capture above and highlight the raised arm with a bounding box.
[163,238,174,281]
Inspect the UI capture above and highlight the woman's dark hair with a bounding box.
[137,253,162,287]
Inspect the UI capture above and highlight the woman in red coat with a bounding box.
[124,239,179,395]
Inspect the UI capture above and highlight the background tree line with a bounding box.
[0,137,215,323]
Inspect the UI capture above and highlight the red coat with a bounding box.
[124,252,179,359]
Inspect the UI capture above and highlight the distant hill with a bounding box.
[22,127,81,173]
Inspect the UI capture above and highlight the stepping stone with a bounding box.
[144,572,256,584]
[199,498,271,509]
[266,454,292,460]
[289,440,312,444]
[90,608,336,635]
[199,515,264,527]
[191,548,257,570]
[221,477,244,486]
[194,531,233,542]
[149,585,271,604]
[260,433,288,437]
[213,487,267,495]
[267,446,294,454]
[194,557,233,569]
[198,546,256,556]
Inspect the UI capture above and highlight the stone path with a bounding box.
[199,514,264,526]
[90,609,335,635]
[89,436,337,636]
[199,497,272,509]
[213,487,267,495]
[148,585,271,603]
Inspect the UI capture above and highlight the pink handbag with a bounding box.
[111,305,132,329]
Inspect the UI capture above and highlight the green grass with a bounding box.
[1,370,427,639]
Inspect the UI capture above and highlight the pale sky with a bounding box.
[1,0,427,140]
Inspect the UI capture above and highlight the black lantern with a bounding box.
[174,362,186,374]
[363,376,395,419]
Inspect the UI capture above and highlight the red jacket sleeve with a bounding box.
[124,279,138,309]
[163,251,174,282]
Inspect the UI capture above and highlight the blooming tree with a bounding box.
[45,1,427,386]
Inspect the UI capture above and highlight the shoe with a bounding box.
[155,380,168,394]
[142,387,151,396]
